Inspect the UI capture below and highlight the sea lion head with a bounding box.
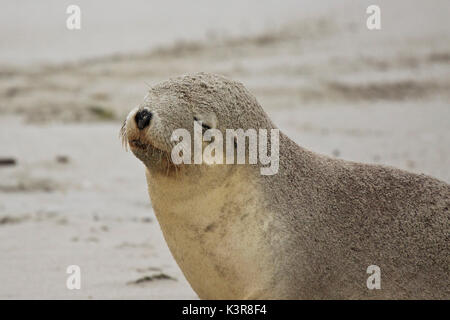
[121,73,276,177]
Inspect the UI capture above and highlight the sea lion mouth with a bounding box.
[120,122,170,158]
[129,138,168,156]
[129,139,148,150]
[127,136,176,173]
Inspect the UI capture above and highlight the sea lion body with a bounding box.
[123,73,449,299]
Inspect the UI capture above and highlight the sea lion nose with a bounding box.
[135,108,152,130]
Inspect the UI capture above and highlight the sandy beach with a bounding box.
[0,0,449,299]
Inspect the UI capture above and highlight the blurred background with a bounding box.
[0,0,449,299]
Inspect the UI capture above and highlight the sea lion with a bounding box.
[121,72,449,299]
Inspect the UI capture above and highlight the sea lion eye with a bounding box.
[194,116,211,130]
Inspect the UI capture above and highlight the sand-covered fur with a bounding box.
[125,73,450,299]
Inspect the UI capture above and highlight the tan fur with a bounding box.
[123,72,450,299]
[146,166,275,299]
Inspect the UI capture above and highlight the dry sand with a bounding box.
[0,1,449,299]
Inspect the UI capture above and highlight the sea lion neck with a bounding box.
[145,164,259,211]
[145,163,274,299]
